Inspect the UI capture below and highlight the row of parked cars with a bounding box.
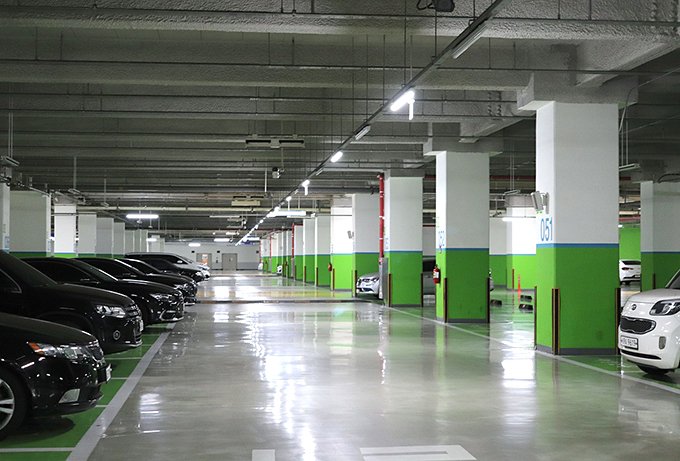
[0,251,209,439]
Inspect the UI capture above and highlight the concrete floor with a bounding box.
[78,272,680,460]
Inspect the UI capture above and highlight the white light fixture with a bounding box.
[619,163,641,172]
[271,210,307,218]
[451,22,488,59]
[209,215,240,219]
[354,124,371,140]
[301,179,310,187]
[214,238,231,242]
[188,242,201,247]
[274,206,280,212]
[126,213,159,220]
[330,151,343,163]
[390,89,415,120]
[286,196,292,202]
[147,237,158,242]
[618,224,624,228]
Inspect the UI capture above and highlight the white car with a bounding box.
[619,271,680,375]
[619,259,641,285]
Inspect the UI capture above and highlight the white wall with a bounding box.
[490,218,508,256]
[10,191,50,253]
[163,242,260,270]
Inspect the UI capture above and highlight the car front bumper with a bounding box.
[619,319,680,370]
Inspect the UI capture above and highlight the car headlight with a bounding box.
[649,299,680,316]
[28,342,89,361]
[95,304,127,318]
[150,293,175,302]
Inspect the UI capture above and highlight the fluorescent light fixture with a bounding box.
[390,90,415,112]
[619,163,641,172]
[286,196,292,202]
[301,179,310,187]
[126,213,159,220]
[214,238,231,242]
[188,242,201,247]
[354,124,371,140]
[147,237,158,242]
[271,210,307,218]
[209,215,240,219]
[451,24,487,59]
[618,224,624,228]
[330,151,343,163]
[245,236,261,241]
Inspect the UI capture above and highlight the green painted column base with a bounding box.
[386,251,422,306]
[315,254,331,287]
[353,252,379,282]
[490,254,507,288]
[53,253,78,258]
[330,254,353,290]
[294,255,303,280]
[536,245,619,355]
[641,252,680,291]
[95,253,114,259]
[303,255,315,283]
[435,249,489,323]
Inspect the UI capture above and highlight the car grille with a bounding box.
[620,316,656,335]
[86,342,105,361]
[124,303,141,318]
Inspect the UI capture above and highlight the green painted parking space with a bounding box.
[0,327,169,460]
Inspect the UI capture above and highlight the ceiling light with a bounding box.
[214,238,231,242]
[286,196,292,202]
[390,90,415,112]
[354,124,372,140]
[451,22,488,59]
[330,151,343,163]
[188,242,201,247]
[301,179,310,187]
[619,163,641,172]
[271,210,307,218]
[126,213,159,220]
[209,215,240,219]
[147,237,158,242]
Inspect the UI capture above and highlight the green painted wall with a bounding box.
[386,251,422,306]
[303,255,315,282]
[353,252,379,280]
[271,256,280,273]
[262,257,270,272]
[489,254,507,288]
[506,254,536,289]
[95,253,114,259]
[641,252,680,290]
[283,256,292,278]
[53,253,79,258]
[436,249,489,322]
[315,254,331,286]
[294,255,303,280]
[535,245,618,354]
[78,253,96,258]
[331,254,353,290]
[619,227,641,260]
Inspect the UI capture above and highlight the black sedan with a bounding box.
[129,257,206,282]
[0,313,110,439]
[78,257,198,304]
[24,258,184,327]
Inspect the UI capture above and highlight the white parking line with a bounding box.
[360,445,476,461]
[0,448,72,453]
[252,449,276,460]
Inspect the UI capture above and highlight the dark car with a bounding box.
[0,251,142,353]
[0,313,110,439]
[78,258,197,304]
[24,258,184,326]
[130,257,205,282]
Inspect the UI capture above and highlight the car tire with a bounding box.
[0,368,28,440]
[637,365,671,376]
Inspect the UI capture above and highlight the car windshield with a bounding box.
[122,258,161,274]
[621,260,641,265]
[0,251,56,287]
[667,272,680,289]
[69,260,119,282]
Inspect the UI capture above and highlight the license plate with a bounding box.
[620,335,638,350]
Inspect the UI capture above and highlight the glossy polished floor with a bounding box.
[3,273,680,461]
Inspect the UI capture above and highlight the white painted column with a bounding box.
[0,183,9,251]
[96,217,114,257]
[134,229,149,252]
[125,230,136,253]
[283,229,292,278]
[293,224,304,280]
[489,217,508,287]
[77,213,97,255]
[302,218,316,282]
[330,198,353,290]
[260,236,270,271]
[113,222,125,256]
[10,191,50,256]
[422,226,436,257]
[54,203,78,256]
[314,215,331,286]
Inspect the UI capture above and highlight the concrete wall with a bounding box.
[163,242,260,270]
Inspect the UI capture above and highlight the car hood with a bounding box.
[145,274,190,285]
[112,279,179,295]
[359,273,379,280]
[626,289,680,304]
[32,283,132,306]
[0,312,96,345]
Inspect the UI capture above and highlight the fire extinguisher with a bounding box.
[327,262,333,272]
[433,265,441,284]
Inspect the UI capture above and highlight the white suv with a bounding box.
[618,270,680,375]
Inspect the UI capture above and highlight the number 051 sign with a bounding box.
[537,215,554,244]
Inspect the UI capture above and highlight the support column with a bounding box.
[125,230,135,253]
[96,217,114,258]
[134,229,148,253]
[330,198,353,291]
[302,219,315,283]
[505,197,536,290]
[283,230,292,278]
[352,194,379,291]
[293,224,303,281]
[534,102,619,355]
[489,217,508,288]
[113,222,125,258]
[77,213,97,256]
[641,182,680,290]
[0,183,9,251]
[435,152,489,322]
[54,203,78,258]
[314,216,331,287]
[260,236,271,272]
[385,171,423,306]
[10,191,50,257]
[269,233,279,273]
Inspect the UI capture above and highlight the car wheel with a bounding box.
[637,365,671,376]
[0,368,28,440]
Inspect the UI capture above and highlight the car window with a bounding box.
[621,260,641,266]
[0,270,21,293]
[28,261,88,283]
[84,259,125,276]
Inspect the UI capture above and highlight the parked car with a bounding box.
[0,251,142,353]
[619,259,641,285]
[78,257,197,304]
[619,269,680,375]
[128,257,205,282]
[125,252,210,279]
[24,258,184,326]
[0,313,110,439]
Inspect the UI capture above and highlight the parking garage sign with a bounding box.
[537,214,554,244]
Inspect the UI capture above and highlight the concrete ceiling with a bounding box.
[0,0,679,239]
